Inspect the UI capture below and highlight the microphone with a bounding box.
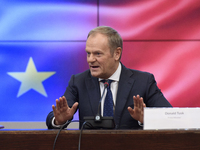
[83,81,115,129]
[95,81,109,122]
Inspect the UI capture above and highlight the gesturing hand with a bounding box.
[52,96,79,125]
[127,95,146,124]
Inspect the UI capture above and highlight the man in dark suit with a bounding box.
[46,26,172,129]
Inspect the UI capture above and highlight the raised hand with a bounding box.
[127,95,146,124]
[52,96,78,125]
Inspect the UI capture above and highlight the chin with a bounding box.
[91,73,100,78]
[90,72,102,78]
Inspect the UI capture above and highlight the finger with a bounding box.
[59,97,64,108]
[139,97,143,108]
[133,95,139,108]
[142,103,146,111]
[133,96,137,107]
[136,95,141,101]
[52,105,56,111]
[143,103,146,107]
[62,96,68,107]
[56,99,60,109]
[52,105,57,115]
[135,95,143,109]
[70,102,79,114]
[137,96,141,108]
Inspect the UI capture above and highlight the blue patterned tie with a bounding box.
[102,80,114,117]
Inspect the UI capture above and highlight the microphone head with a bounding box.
[104,82,109,88]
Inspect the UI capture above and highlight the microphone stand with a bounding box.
[83,82,115,129]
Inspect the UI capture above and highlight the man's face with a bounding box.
[85,33,120,79]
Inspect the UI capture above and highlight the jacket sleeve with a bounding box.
[46,75,78,129]
[144,73,172,107]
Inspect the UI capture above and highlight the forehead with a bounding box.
[86,33,110,51]
[87,33,108,46]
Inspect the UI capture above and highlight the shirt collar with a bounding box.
[99,63,121,82]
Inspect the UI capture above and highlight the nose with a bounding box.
[87,54,96,63]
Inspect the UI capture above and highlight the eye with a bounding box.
[86,52,90,56]
[95,52,102,56]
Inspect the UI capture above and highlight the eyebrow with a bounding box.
[85,49,102,52]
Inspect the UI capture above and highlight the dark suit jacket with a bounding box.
[46,64,172,129]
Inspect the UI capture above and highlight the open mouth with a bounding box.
[91,66,99,68]
[90,66,100,71]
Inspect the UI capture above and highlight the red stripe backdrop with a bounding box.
[99,0,200,107]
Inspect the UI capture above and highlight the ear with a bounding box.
[114,47,122,61]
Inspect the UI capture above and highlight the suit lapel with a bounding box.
[85,75,100,115]
[114,64,135,125]
[84,65,135,124]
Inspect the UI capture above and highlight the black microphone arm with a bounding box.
[95,82,108,122]
[83,81,115,129]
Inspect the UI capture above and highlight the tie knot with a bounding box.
[101,79,113,88]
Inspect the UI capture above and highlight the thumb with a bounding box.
[127,107,134,115]
[70,102,79,114]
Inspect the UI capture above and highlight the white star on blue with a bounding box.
[7,57,56,97]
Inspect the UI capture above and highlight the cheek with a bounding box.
[86,56,89,62]
[98,60,106,69]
